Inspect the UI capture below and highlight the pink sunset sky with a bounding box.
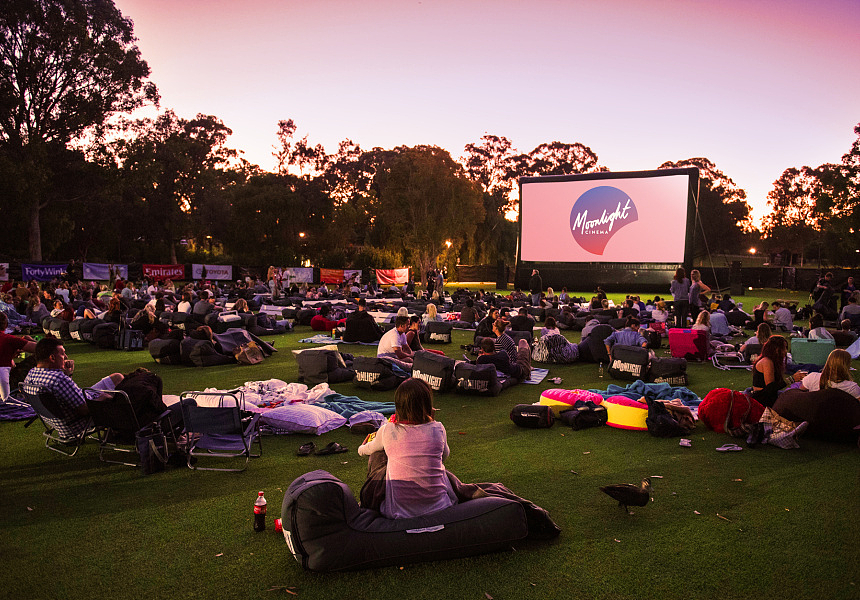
[113,0,859,225]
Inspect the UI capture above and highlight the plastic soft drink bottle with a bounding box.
[254,491,267,532]
[598,362,604,378]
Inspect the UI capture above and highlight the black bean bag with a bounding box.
[412,351,456,392]
[421,321,453,344]
[282,470,528,572]
[47,317,72,341]
[295,349,355,385]
[773,388,860,440]
[180,338,234,367]
[92,322,120,349]
[352,356,406,391]
[149,337,182,365]
[454,362,506,396]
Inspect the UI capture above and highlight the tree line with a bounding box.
[1,0,858,279]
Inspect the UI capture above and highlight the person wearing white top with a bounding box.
[798,349,860,400]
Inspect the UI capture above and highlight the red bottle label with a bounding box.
[254,505,266,515]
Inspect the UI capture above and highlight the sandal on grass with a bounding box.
[297,442,315,456]
[315,442,348,456]
[716,443,743,452]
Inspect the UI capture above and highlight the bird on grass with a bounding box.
[600,477,652,514]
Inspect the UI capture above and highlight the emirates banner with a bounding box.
[376,268,409,285]
[22,263,67,281]
[192,264,233,280]
[320,268,363,284]
[83,263,129,281]
[143,264,185,281]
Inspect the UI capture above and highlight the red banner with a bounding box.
[143,264,185,281]
[376,268,409,285]
[320,268,344,284]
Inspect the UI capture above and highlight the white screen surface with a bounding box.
[520,173,691,263]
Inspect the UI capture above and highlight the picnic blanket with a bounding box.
[313,393,395,419]
[522,368,550,385]
[588,380,701,409]
[0,396,36,421]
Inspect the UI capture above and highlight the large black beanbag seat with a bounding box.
[149,337,182,365]
[77,318,104,342]
[295,349,354,385]
[773,388,860,440]
[48,317,72,340]
[412,351,456,392]
[180,338,234,367]
[92,322,119,349]
[282,470,527,572]
[352,356,406,391]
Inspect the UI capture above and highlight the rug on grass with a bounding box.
[298,334,379,346]
[522,368,549,385]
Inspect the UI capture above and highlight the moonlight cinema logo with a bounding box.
[569,186,638,255]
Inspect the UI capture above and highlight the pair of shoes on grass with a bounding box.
[297,441,349,457]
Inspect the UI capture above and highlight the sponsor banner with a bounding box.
[376,268,409,285]
[319,268,344,284]
[82,263,129,281]
[192,264,233,280]
[0,263,7,281]
[22,263,67,281]
[344,269,362,284]
[143,264,185,281]
[281,267,314,283]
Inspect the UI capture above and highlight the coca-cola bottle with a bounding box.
[253,491,267,532]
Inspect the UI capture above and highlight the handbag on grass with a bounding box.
[136,423,168,475]
[234,341,265,365]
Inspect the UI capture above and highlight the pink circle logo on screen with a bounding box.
[569,186,638,255]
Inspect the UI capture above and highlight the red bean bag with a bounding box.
[698,388,765,434]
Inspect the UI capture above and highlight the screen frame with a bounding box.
[516,167,699,275]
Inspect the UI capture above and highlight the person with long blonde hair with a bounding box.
[799,349,860,399]
[422,303,440,326]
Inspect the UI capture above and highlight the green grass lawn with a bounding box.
[1,288,857,600]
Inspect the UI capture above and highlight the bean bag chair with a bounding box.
[248,313,289,336]
[412,351,456,392]
[601,395,648,431]
[539,388,603,416]
[773,388,860,440]
[149,337,182,365]
[68,319,85,341]
[698,388,765,434]
[41,316,53,337]
[296,308,316,327]
[295,349,355,385]
[454,362,508,396]
[608,344,650,381]
[180,338,234,367]
[353,356,407,391]
[508,329,533,346]
[421,321,454,344]
[92,322,120,349]
[47,317,72,341]
[282,470,528,572]
[577,324,613,364]
[212,328,276,356]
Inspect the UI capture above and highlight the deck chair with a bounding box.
[19,382,92,457]
[85,388,174,467]
[178,391,262,472]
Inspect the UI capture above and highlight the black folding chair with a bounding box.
[85,388,174,467]
[19,382,92,457]
[179,391,262,472]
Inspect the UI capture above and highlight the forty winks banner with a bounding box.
[83,263,129,281]
[0,263,8,281]
[192,264,233,280]
[143,264,185,281]
[22,263,67,281]
[281,267,314,283]
[320,268,363,284]
[376,268,409,285]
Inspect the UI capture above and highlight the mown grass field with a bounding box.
[1,288,857,600]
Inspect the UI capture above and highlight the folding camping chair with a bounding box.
[711,343,761,371]
[85,388,174,467]
[19,382,92,457]
[178,390,262,472]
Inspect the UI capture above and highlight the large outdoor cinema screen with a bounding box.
[518,168,698,265]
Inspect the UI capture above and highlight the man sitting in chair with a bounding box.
[23,337,124,441]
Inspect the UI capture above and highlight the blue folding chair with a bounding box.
[179,391,262,472]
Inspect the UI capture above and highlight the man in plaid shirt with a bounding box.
[24,337,124,441]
